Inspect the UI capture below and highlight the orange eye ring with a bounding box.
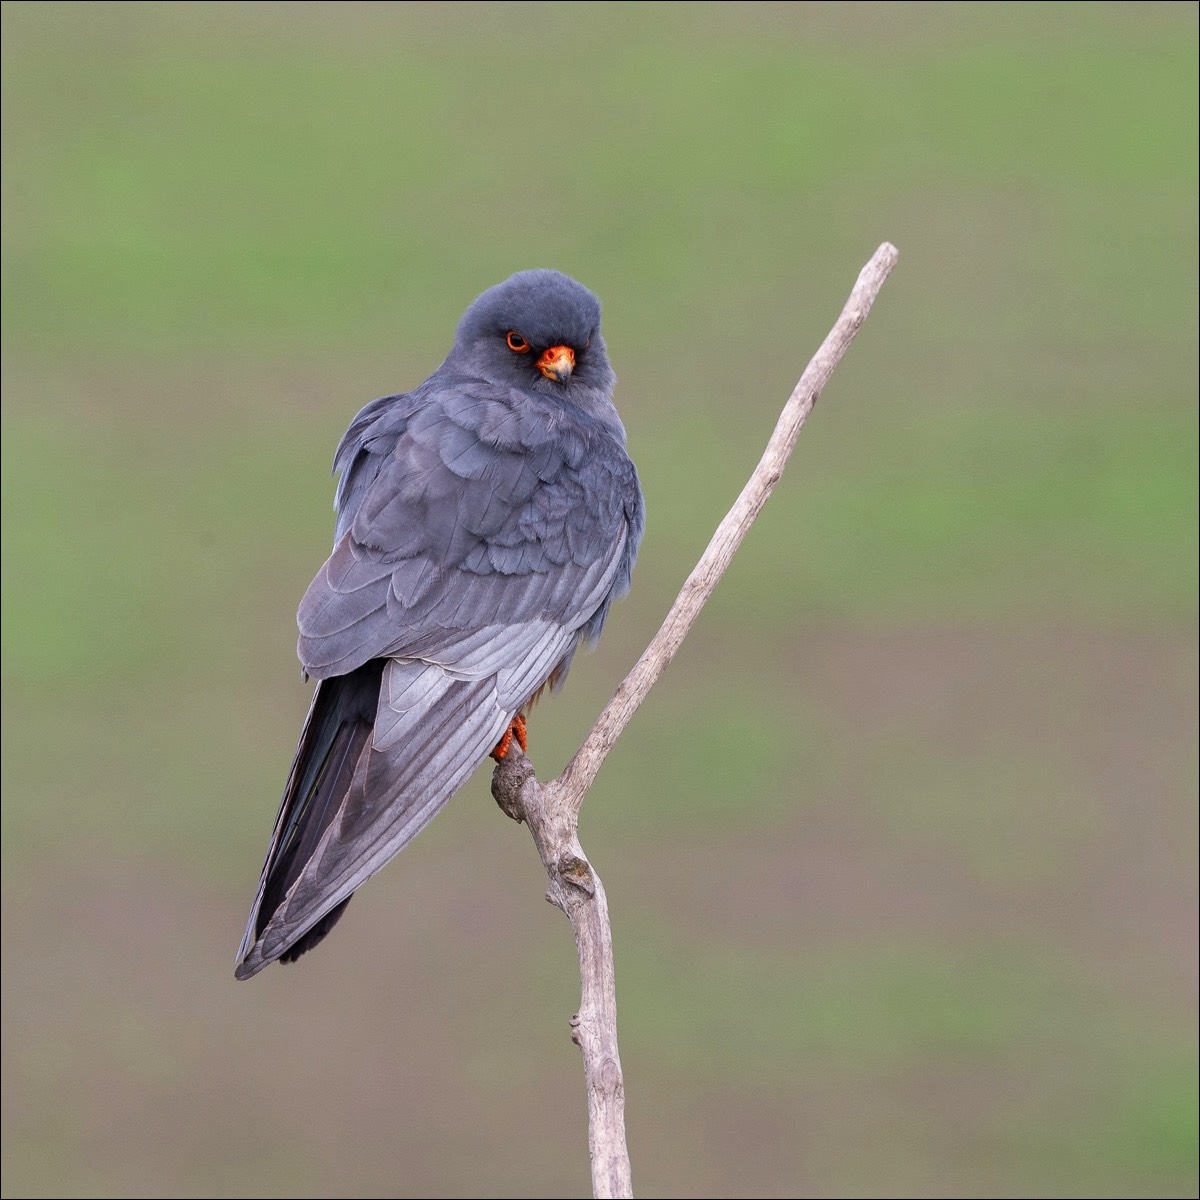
[506,331,530,353]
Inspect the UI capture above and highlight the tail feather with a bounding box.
[277,896,352,964]
[235,659,385,977]
[236,655,528,980]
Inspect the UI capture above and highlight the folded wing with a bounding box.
[236,382,641,977]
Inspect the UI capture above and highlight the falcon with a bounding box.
[235,270,645,979]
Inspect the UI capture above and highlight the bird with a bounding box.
[234,269,645,980]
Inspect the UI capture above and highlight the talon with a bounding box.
[490,714,528,762]
[490,728,512,762]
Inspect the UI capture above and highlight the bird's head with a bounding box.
[449,269,616,404]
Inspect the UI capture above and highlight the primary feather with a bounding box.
[235,271,644,979]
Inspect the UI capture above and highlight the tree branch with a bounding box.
[492,242,900,1199]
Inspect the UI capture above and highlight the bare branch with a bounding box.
[493,243,900,1199]
[559,241,901,810]
[492,749,629,1199]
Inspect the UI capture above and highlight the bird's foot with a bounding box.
[490,713,528,761]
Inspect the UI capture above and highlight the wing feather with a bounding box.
[237,374,643,976]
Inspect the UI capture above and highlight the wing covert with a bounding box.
[298,382,636,685]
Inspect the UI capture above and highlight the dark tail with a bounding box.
[235,658,386,978]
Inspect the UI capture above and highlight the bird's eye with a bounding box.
[506,331,530,353]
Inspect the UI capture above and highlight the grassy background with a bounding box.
[2,2,1196,1196]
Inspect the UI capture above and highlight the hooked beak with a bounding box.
[537,344,575,383]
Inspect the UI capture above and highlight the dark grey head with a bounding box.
[449,269,617,407]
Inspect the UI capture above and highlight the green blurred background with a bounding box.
[2,2,1196,1196]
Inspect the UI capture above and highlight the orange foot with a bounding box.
[490,713,528,761]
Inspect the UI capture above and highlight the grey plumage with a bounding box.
[235,270,644,979]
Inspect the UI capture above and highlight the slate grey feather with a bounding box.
[236,269,644,980]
